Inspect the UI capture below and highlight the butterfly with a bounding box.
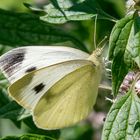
[0,46,103,129]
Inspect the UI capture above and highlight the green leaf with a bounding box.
[109,14,134,59]
[108,13,140,95]
[124,14,140,68]
[0,8,87,52]
[134,121,140,132]
[111,53,129,96]
[0,45,13,55]
[102,90,140,140]
[108,14,133,95]
[40,0,116,24]
[0,100,33,128]
[23,117,60,138]
[17,109,31,121]
[0,84,22,128]
[60,123,93,140]
[0,101,22,120]
[0,133,56,140]
[0,88,10,108]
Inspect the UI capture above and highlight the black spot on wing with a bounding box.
[33,83,45,94]
[93,64,96,67]
[26,66,37,73]
[0,48,26,76]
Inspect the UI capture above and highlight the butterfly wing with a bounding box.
[0,46,89,83]
[8,60,92,110]
[33,63,102,129]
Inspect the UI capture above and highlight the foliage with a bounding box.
[0,8,87,52]
[0,133,57,140]
[25,0,116,24]
[109,13,140,96]
[0,0,140,140]
[102,87,140,139]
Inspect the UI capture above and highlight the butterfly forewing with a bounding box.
[33,63,102,129]
[8,60,92,110]
[0,46,89,83]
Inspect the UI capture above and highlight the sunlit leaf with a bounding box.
[39,0,116,24]
[102,89,140,140]
[108,12,140,95]
[125,13,140,68]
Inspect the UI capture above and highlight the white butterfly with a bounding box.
[0,46,102,129]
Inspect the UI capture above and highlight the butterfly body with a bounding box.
[0,46,102,129]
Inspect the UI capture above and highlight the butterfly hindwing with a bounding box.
[8,60,92,110]
[33,63,102,129]
[0,46,89,83]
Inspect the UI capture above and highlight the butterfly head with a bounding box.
[88,35,107,63]
[87,47,103,65]
[93,47,104,57]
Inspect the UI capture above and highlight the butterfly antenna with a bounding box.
[95,36,108,57]
[97,36,108,48]
[94,14,98,49]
